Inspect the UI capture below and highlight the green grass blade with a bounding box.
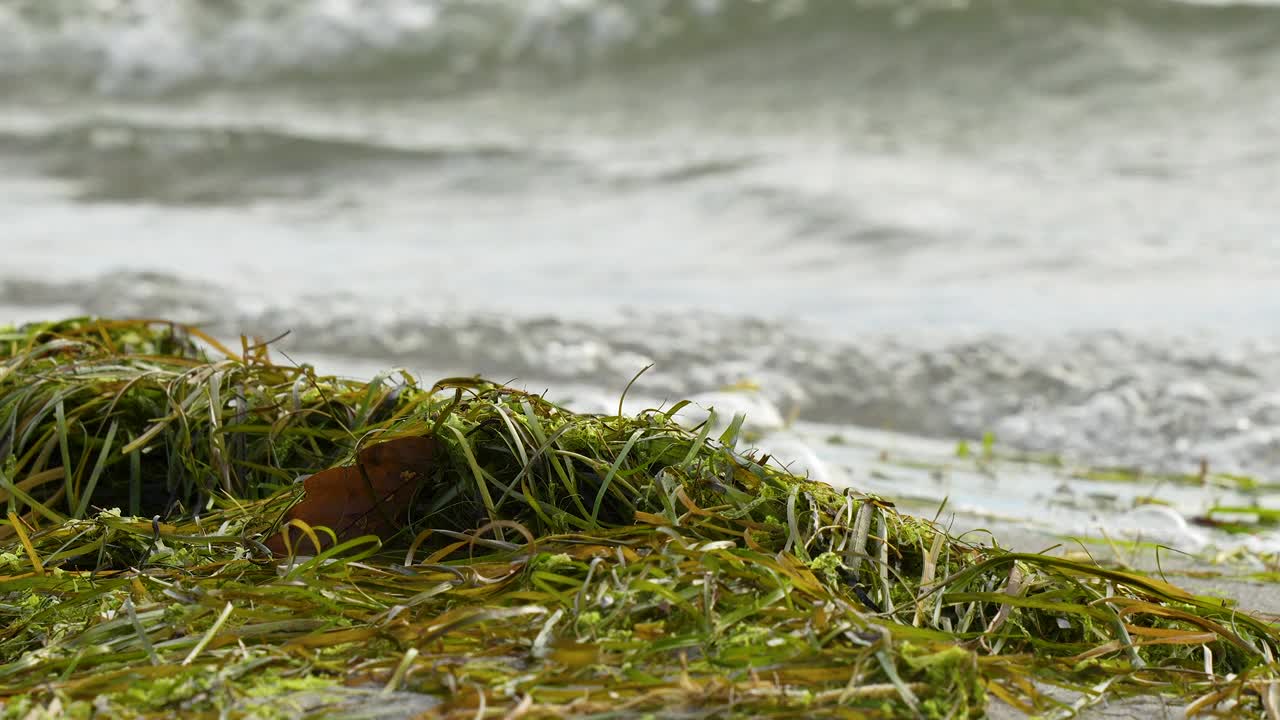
[73,420,117,520]
[591,428,644,526]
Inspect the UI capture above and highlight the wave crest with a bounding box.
[2,0,1275,97]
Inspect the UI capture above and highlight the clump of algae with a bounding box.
[0,318,1276,718]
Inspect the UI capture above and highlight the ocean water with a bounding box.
[3,0,1280,548]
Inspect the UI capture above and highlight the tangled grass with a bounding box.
[0,319,1277,718]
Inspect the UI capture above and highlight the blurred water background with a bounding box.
[3,1,1280,542]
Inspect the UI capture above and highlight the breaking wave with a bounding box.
[2,0,1278,97]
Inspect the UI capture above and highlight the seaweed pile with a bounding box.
[1,319,1277,718]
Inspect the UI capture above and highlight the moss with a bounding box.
[1,697,93,720]
[902,643,984,719]
[114,669,213,711]
[808,551,844,586]
[530,552,578,572]
[721,624,771,648]
[241,673,339,698]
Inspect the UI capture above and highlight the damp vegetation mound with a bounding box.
[1,319,1278,719]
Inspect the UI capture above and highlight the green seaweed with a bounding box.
[0,319,1277,718]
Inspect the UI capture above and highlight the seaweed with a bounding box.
[0,319,1277,718]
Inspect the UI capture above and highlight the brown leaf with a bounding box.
[266,435,438,555]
